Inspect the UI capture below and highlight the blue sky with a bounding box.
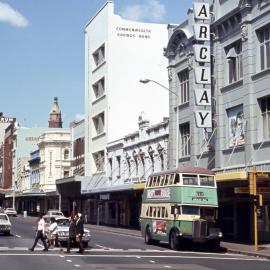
[0,0,192,128]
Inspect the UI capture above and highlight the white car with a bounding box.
[46,210,64,216]
[4,208,17,217]
[44,216,91,247]
[0,213,11,235]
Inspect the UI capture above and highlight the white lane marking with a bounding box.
[149,260,155,263]
[15,234,22,238]
[95,244,111,249]
[0,254,267,261]
[164,266,172,269]
[66,259,72,262]
[59,255,65,258]
[136,256,141,258]
[74,265,81,267]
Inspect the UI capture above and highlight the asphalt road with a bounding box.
[0,216,269,270]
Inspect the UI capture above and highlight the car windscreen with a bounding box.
[57,219,69,226]
[0,215,8,220]
[51,212,63,216]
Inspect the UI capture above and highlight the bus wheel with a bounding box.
[144,227,153,244]
[169,230,179,250]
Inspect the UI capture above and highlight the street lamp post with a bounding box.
[139,79,179,168]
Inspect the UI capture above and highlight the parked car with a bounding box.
[0,213,11,235]
[46,209,64,217]
[43,216,91,247]
[4,208,17,217]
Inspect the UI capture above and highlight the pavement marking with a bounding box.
[15,234,22,238]
[95,244,111,249]
[164,266,172,269]
[74,265,81,267]
[0,253,267,261]
[66,259,72,262]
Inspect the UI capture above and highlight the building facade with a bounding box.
[81,115,169,227]
[84,0,169,184]
[165,0,270,241]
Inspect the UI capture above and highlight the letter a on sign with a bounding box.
[193,2,210,20]
[194,89,211,106]
[194,111,212,128]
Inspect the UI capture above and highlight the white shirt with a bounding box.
[37,218,45,234]
[49,222,58,235]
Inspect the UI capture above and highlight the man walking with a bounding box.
[66,216,76,253]
[29,213,48,251]
[75,213,84,253]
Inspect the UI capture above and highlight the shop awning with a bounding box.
[215,171,248,182]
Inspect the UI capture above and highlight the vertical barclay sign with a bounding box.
[193,2,212,128]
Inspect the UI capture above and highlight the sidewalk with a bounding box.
[85,224,270,260]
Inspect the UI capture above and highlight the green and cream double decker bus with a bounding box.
[140,167,222,250]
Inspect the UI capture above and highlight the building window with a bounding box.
[178,69,189,104]
[108,158,112,179]
[148,146,155,173]
[226,41,243,83]
[63,171,69,178]
[260,96,270,139]
[93,44,105,67]
[92,150,104,172]
[227,105,245,147]
[64,149,69,160]
[180,123,190,157]
[258,26,270,71]
[116,156,121,178]
[92,112,105,136]
[93,77,105,99]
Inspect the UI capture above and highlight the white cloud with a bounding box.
[75,113,85,122]
[0,2,28,27]
[120,0,166,22]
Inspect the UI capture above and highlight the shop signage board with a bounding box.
[193,2,212,128]
[234,187,270,194]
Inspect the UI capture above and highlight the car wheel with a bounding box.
[5,231,10,236]
[169,230,179,250]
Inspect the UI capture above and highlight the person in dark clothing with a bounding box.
[75,213,84,253]
[66,216,76,253]
[29,213,48,251]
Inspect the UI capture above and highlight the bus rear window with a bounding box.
[182,174,198,185]
[182,206,200,215]
[200,176,215,187]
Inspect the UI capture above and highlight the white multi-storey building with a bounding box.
[84,0,169,180]
[39,130,71,192]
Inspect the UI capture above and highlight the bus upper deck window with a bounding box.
[169,174,174,185]
[200,175,215,187]
[182,174,198,185]
[174,174,180,184]
[164,175,169,185]
[160,176,165,186]
[156,176,161,186]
